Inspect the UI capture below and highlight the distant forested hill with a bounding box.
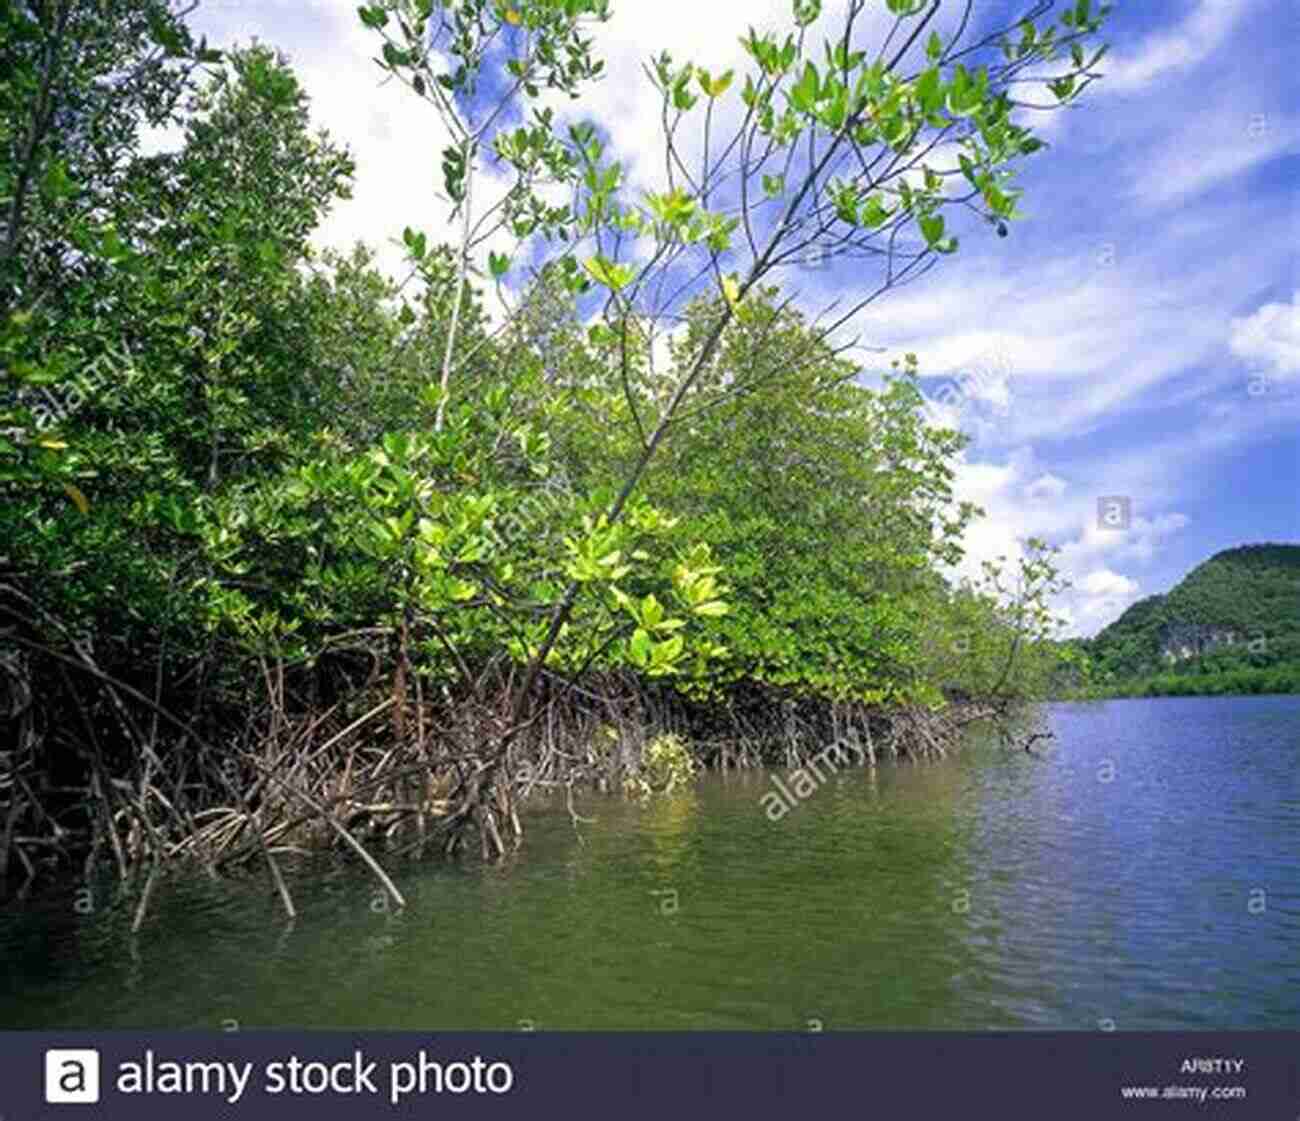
[1061,544,1300,696]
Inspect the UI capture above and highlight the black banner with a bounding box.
[4,1031,1297,1119]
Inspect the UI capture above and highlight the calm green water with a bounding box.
[3,696,1298,1030]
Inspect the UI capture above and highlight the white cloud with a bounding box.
[1064,567,1144,633]
[179,0,554,323]
[1059,510,1191,571]
[567,0,794,189]
[1131,111,1299,207]
[1025,473,1067,502]
[941,446,1192,635]
[874,255,1239,448]
[1230,291,1300,380]
[1077,568,1139,598]
[1025,3,1294,208]
[1101,0,1248,93]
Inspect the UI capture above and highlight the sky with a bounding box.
[171,0,1299,636]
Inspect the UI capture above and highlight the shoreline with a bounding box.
[1,688,1012,910]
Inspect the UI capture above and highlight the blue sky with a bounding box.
[174,0,1298,635]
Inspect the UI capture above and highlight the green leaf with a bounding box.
[450,579,478,602]
[100,226,130,261]
[861,195,892,228]
[403,227,428,260]
[720,274,742,310]
[790,61,820,111]
[583,255,632,291]
[42,160,75,201]
[915,67,942,113]
[652,635,684,664]
[706,69,734,98]
[1049,75,1076,101]
[918,214,945,246]
[792,0,821,27]
[641,593,664,629]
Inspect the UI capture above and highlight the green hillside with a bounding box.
[1064,544,1300,696]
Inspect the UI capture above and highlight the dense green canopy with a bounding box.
[0,0,1110,886]
[1058,545,1300,697]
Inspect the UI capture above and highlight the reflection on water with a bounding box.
[2,696,1297,1030]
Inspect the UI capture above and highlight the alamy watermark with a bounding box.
[760,737,867,821]
[1,339,134,444]
[917,347,1014,430]
[1096,495,1132,531]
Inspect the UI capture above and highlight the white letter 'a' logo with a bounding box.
[45,1049,101,1103]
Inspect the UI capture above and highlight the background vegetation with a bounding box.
[1053,545,1300,698]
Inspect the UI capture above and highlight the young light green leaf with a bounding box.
[583,255,633,291]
